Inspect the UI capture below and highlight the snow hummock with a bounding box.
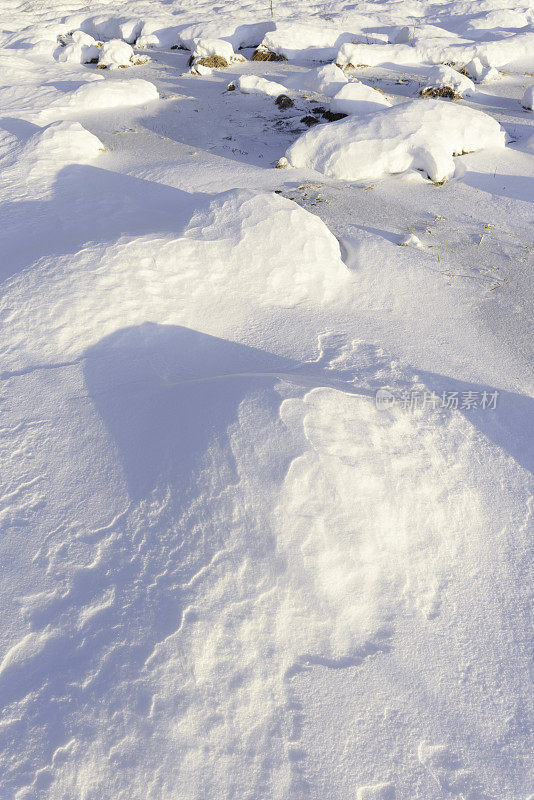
[462,57,500,83]
[55,29,101,64]
[56,40,99,64]
[98,38,136,69]
[190,62,213,76]
[337,32,534,72]
[76,15,144,44]
[422,65,476,98]
[23,120,104,163]
[0,189,349,368]
[399,232,424,249]
[37,79,159,121]
[288,63,348,96]
[237,74,288,98]
[522,86,534,110]
[177,19,275,51]
[331,81,391,116]
[337,41,423,68]
[191,37,244,63]
[286,99,506,183]
[260,23,356,62]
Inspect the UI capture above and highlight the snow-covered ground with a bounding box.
[0,1,533,799]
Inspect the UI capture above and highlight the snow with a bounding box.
[22,120,104,168]
[422,65,476,97]
[0,1,533,799]
[76,15,144,44]
[191,38,243,63]
[286,99,506,183]
[177,19,275,51]
[191,62,212,76]
[98,38,136,69]
[462,57,500,83]
[237,74,288,98]
[0,188,349,369]
[522,85,534,110]
[337,31,534,72]
[56,40,99,64]
[331,82,391,116]
[336,42,421,69]
[288,63,348,96]
[260,23,356,62]
[399,233,424,248]
[36,78,159,121]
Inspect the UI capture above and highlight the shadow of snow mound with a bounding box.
[83,323,300,499]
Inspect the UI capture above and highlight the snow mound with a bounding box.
[475,32,534,71]
[191,37,244,63]
[422,65,476,98]
[134,19,181,50]
[522,86,534,110]
[337,33,534,72]
[0,121,104,191]
[467,9,531,32]
[98,39,136,69]
[38,79,159,121]
[399,232,424,249]
[71,30,99,46]
[286,99,505,183]
[288,63,348,96]
[260,23,356,62]
[337,42,423,68]
[56,41,99,64]
[237,75,288,98]
[190,63,213,76]
[177,19,275,51]
[462,58,500,83]
[22,121,104,165]
[0,190,349,368]
[331,81,391,116]
[76,15,144,44]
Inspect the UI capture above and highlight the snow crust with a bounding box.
[286,99,506,183]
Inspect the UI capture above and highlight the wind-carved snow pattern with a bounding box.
[0,1,533,797]
[0,329,490,799]
[0,188,349,373]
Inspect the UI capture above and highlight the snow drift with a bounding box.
[286,99,506,183]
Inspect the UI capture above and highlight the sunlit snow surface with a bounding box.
[0,1,533,799]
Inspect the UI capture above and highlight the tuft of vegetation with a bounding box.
[275,94,294,110]
[321,110,348,122]
[420,86,461,100]
[252,47,286,62]
[189,54,229,69]
[300,115,320,127]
